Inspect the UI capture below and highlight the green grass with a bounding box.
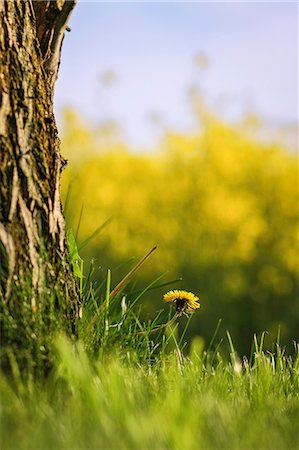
[1,334,299,449]
[1,244,299,449]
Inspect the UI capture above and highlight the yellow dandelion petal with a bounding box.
[163,290,200,316]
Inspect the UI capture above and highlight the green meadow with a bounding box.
[1,260,298,449]
[1,334,298,450]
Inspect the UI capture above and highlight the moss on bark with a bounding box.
[0,0,79,369]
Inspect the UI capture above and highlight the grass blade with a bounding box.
[129,277,183,296]
[75,203,85,241]
[78,218,112,251]
[109,246,157,301]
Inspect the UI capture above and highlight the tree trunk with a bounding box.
[0,0,79,367]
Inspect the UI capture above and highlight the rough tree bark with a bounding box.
[0,0,79,346]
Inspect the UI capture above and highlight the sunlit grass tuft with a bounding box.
[1,334,298,450]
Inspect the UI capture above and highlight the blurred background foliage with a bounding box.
[60,99,298,356]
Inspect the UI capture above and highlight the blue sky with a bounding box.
[55,2,298,148]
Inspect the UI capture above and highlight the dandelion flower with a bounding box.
[163,290,200,316]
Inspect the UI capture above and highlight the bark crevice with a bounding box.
[0,0,79,318]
